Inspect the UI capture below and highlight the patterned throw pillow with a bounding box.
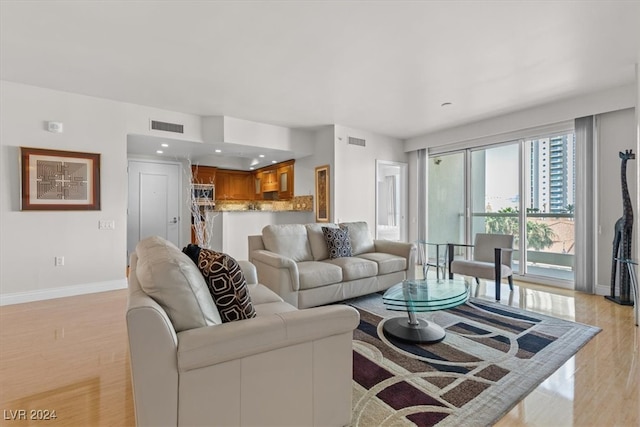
[322,226,353,259]
[182,244,256,323]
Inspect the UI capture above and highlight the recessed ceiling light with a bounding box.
[249,167,254,170]
[272,160,277,164]
[161,143,169,147]
[259,154,265,158]
[441,102,452,107]
[156,150,163,154]
[215,149,222,153]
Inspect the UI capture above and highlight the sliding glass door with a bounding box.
[470,143,521,266]
[427,152,465,269]
[427,131,576,286]
[522,134,575,282]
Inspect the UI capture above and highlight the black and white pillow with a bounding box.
[322,226,352,259]
[183,244,256,323]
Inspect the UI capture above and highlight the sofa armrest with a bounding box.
[249,249,301,306]
[373,240,418,279]
[237,260,258,285]
[177,305,360,372]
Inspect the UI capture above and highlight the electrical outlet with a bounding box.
[55,256,64,266]
[99,220,115,230]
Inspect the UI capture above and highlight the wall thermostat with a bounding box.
[47,121,64,133]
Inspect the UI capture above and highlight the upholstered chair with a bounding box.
[447,233,514,300]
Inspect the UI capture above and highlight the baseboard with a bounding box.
[595,284,611,296]
[0,279,128,306]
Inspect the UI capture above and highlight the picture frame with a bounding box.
[21,147,101,211]
[315,164,330,222]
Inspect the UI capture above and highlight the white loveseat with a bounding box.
[126,236,360,427]
[248,221,417,309]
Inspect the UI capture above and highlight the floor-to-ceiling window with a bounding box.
[470,143,521,262]
[427,131,576,287]
[522,133,576,282]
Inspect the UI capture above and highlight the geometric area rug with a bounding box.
[347,293,601,427]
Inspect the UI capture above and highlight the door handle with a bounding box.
[169,217,178,224]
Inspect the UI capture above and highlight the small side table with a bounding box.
[416,241,448,280]
[615,258,639,326]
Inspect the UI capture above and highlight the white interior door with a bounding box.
[127,160,181,260]
[375,160,408,241]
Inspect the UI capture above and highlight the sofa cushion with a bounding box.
[322,226,353,259]
[323,257,378,281]
[306,223,338,260]
[340,222,375,255]
[356,252,407,275]
[262,224,313,262]
[297,261,343,290]
[135,236,221,332]
[183,245,257,323]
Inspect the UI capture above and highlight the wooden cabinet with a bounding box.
[191,165,216,185]
[215,170,253,200]
[229,172,253,200]
[191,160,294,201]
[261,168,278,192]
[253,171,263,200]
[215,171,229,199]
[277,161,294,200]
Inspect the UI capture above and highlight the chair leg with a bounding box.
[447,243,454,280]
[508,275,513,290]
[494,248,502,301]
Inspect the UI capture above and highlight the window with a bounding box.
[427,130,576,286]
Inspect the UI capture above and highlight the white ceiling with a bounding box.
[2,0,639,143]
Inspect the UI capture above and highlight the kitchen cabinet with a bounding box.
[216,170,253,200]
[192,160,294,202]
[253,171,263,200]
[277,161,294,200]
[191,165,216,184]
[261,168,278,192]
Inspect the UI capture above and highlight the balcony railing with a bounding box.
[470,211,574,281]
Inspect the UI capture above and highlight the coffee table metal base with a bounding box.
[382,311,445,344]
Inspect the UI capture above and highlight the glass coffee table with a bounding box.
[382,279,469,343]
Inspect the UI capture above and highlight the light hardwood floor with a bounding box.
[0,280,638,426]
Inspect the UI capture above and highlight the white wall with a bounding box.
[293,126,335,218]
[333,125,408,230]
[636,64,640,271]
[596,108,637,294]
[1,81,129,302]
[0,81,204,304]
[0,82,379,304]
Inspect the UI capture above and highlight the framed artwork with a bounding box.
[21,147,101,210]
[315,164,330,222]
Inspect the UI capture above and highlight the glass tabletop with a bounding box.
[382,279,469,312]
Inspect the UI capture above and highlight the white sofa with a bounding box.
[126,236,360,427]
[248,221,417,309]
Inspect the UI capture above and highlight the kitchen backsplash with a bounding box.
[214,195,313,212]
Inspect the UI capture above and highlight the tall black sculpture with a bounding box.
[607,149,635,305]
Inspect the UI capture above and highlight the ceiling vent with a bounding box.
[348,136,366,147]
[150,120,184,134]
